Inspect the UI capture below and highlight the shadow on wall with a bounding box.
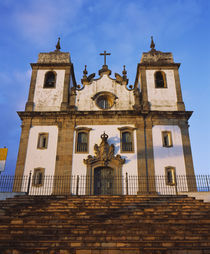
[141,144,193,160]
[108,135,120,154]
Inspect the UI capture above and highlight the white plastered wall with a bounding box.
[23,126,58,194]
[71,125,138,194]
[152,125,187,193]
[146,70,177,111]
[76,75,135,110]
[34,70,65,111]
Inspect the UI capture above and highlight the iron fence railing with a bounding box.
[0,173,209,196]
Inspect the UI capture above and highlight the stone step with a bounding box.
[0,194,209,253]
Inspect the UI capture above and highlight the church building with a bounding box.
[14,38,195,195]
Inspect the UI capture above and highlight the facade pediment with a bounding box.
[76,72,135,111]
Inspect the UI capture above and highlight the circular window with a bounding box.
[96,94,114,109]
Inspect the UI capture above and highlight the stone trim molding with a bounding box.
[17,110,193,120]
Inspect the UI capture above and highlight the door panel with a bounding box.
[94,167,114,195]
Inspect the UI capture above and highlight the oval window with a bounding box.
[96,95,114,109]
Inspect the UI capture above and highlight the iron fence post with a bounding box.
[27,171,32,195]
[175,175,178,195]
[76,175,79,195]
[206,175,209,191]
[126,173,128,195]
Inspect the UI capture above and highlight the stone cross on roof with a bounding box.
[100,51,111,66]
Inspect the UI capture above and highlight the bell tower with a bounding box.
[15,39,77,185]
[25,38,76,112]
[137,37,185,112]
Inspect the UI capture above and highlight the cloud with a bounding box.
[13,0,84,46]
[0,69,31,109]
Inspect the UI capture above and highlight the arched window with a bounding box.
[122,132,133,152]
[44,71,56,88]
[155,71,167,88]
[77,132,88,152]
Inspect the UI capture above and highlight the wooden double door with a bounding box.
[94,167,114,195]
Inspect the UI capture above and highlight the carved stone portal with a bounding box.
[84,132,125,195]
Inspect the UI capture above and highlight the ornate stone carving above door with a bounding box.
[84,132,125,167]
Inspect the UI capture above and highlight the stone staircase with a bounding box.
[0,195,210,254]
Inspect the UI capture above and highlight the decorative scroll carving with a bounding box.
[84,132,125,166]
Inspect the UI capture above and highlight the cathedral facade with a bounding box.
[14,38,195,195]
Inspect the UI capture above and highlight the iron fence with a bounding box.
[0,173,209,196]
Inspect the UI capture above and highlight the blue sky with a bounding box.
[0,0,209,175]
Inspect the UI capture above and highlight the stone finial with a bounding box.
[122,65,127,78]
[83,65,88,78]
[150,36,155,50]
[55,37,61,52]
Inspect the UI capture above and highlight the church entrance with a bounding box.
[94,167,114,195]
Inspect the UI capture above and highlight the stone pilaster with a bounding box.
[135,117,153,194]
[174,68,185,111]
[139,66,150,111]
[144,117,156,193]
[25,66,38,111]
[179,121,196,191]
[69,87,77,110]
[13,119,31,192]
[61,66,71,111]
[53,119,75,194]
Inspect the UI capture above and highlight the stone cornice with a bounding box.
[30,63,72,67]
[17,110,193,120]
[138,63,181,68]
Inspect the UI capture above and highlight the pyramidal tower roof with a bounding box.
[140,36,176,65]
[37,38,71,64]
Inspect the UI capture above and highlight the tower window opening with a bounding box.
[32,168,45,187]
[165,167,176,185]
[162,131,172,147]
[37,133,48,149]
[44,71,56,88]
[155,71,167,88]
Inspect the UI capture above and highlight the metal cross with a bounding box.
[100,51,111,66]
